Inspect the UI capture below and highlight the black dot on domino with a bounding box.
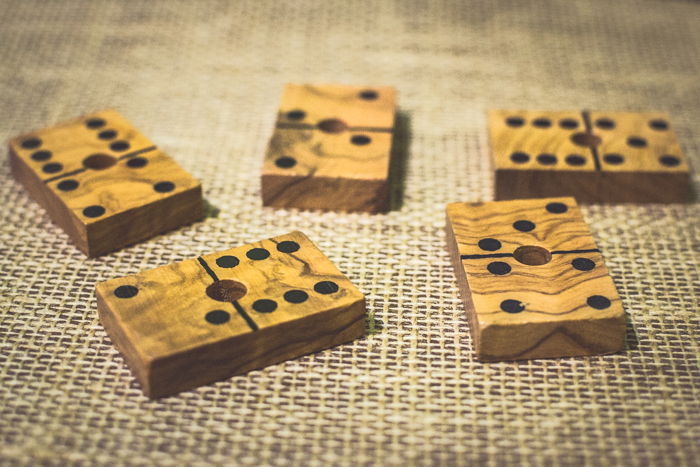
[114,285,138,298]
[314,281,339,294]
[127,157,148,168]
[532,118,551,128]
[275,156,296,168]
[247,248,270,260]
[513,220,535,232]
[546,202,567,213]
[595,118,615,130]
[110,140,130,152]
[57,179,79,191]
[277,241,300,253]
[565,154,586,166]
[216,255,239,268]
[98,129,117,140]
[31,150,52,161]
[587,295,611,309]
[42,162,63,174]
[649,119,668,131]
[572,258,595,271]
[505,117,525,127]
[487,261,511,275]
[537,153,557,165]
[604,153,624,165]
[21,138,42,149]
[627,136,647,148]
[153,181,175,193]
[478,238,501,251]
[83,205,105,218]
[205,310,230,324]
[86,118,106,129]
[286,110,306,120]
[253,299,277,313]
[284,290,308,303]
[559,118,579,129]
[359,90,378,100]
[510,152,530,163]
[351,135,371,145]
[659,155,680,167]
[500,299,524,313]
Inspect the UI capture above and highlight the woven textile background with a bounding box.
[1,0,699,465]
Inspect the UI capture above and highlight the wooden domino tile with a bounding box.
[446,197,626,361]
[95,231,366,398]
[8,110,202,257]
[489,110,691,203]
[262,84,397,213]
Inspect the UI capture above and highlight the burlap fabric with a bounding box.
[1,1,698,465]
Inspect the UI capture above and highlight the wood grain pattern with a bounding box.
[446,197,626,361]
[489,110,690,203]
[95,231,366,398]
[8,109,202,257]
[262,84,396,213]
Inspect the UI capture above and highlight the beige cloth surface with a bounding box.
[1,0,699,465]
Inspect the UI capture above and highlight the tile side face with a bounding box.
[9,109,202,256]
[489,110,691,202]
[262,84,396,213]
[95,231,366,398]
[446,197,626,360]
